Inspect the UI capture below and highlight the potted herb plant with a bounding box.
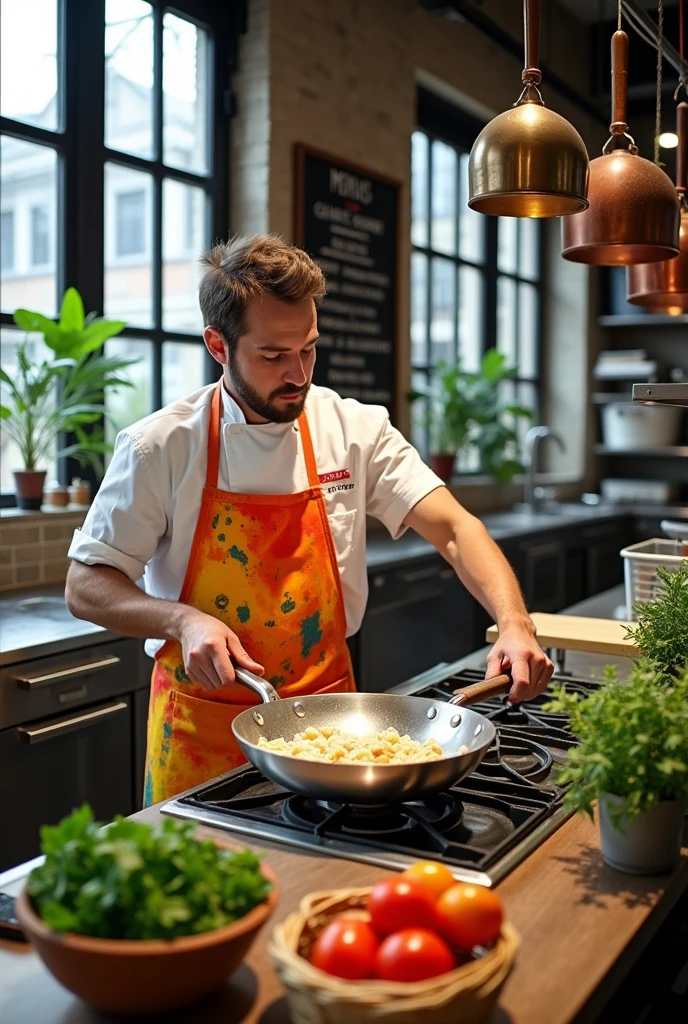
[15,804,278,1014]
[0,288,135,509]
[408,349,532,483]
[545,662,688,874]
[624,562,688,682]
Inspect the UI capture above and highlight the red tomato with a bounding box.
[310,918,379,980]
[402,861,456,901]
[436,883,503,950]
[375,928,456,983]
[368,877,437,936]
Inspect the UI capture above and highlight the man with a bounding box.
[66,234,553,806]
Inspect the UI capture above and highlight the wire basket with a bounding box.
[268,887,519,1024]
[621,538,688,616]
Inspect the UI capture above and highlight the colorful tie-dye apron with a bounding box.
[143,381,355,806]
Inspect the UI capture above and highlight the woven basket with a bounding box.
[268,887,519,1024]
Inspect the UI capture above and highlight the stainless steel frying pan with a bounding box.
[231,670,511,804]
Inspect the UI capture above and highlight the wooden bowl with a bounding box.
[16,862,278,1014]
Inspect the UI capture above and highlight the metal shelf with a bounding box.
[599,314,688,327]
[595,445,688,457]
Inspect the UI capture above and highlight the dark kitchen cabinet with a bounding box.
[521,538,566,612]
[583,520,631,595]
[0,638,149,871]
[356,557,475,692]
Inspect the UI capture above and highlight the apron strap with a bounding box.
[298,411,320,489]
[206,381,223,489]
[207,380,319,490]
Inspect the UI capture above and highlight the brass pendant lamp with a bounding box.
[562,7,679,265]
[467,0,589,217]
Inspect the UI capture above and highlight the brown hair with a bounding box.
[198,234,326,354]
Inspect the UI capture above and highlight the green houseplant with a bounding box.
[545,662,688,874]
[409,349,532,483]
[0,288,136,509]
[15,804,278,1013]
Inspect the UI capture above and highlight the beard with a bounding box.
[227,359,310,423]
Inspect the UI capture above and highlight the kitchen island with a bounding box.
[1,586,687,1024]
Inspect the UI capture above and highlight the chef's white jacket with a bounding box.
[68,381,444,656]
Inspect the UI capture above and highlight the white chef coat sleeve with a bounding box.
[67,430,167,583]
[365,414,444,539]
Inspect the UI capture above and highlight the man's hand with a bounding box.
[485,618,554,703]
[176,608,264,690]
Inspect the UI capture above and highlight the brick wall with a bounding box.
[0,510,85,591]
[233,0,599,495]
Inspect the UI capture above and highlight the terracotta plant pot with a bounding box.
[15,862,279,1014]
[429,453,456,482]
[13,469,47,510]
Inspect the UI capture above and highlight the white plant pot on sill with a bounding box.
[599,794,685,875]
[601,402,681,450]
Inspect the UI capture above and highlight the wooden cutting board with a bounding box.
[486,613,640,659]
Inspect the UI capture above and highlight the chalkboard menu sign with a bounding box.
[294,145,400,414]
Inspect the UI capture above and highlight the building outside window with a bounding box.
[0,210,14,271]
[115,189,146,257]
[0,0,234,502]
[410,91,543,471]
[30,203,50,265]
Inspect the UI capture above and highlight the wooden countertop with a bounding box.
[1,803,687,1024]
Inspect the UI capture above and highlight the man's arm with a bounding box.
[65,561,263,689]
[404,487,553,702]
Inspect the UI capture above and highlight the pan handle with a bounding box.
[449,673,512,707]
[235,667,281,704]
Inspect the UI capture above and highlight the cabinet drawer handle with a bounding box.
[14,654,121,690]
[438,568,454,579]
[399,566,444,583]
[16,701,128,744]
[527,542,562,558]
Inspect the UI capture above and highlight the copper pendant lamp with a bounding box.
[561,26,679,265]
[467,0,589,218]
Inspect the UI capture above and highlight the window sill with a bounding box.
[0,505,90,521]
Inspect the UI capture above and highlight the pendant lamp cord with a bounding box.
[618,0,622,32]
[655,0,664,164]
[675,0,686,100]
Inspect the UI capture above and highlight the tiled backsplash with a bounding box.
[0,508,87,591]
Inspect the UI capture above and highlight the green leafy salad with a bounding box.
[27,805,272,940]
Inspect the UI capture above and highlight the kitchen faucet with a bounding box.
[523,425,566,513]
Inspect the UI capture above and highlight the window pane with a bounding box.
[410,251,428,366]
[518,282,539,379]
[458,265,483,373]
[429,258,455,366]
[1,137,58,315]
[104,162,153,327]
[517,381,537,452]
[0,328,56,491]
[163,13,210,174]
[104,338,154,444]
[430,141,457,255]
[459,154,484,264]
[105,0,154,159]
[1,0,59,131]
[519,219,539,281]
[162,179,206,333]
[410,369,428,456]
[163,342,206,405]
[411,132,429,248]
[497,218,518,275]
[496,275,517,365]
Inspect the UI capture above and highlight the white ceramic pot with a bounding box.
[599,794,685,874]
[601,402,681,450]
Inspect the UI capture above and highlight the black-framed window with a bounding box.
[410,90,543,470]
[0,0,238,502]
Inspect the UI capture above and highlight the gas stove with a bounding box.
[161,663,602,886]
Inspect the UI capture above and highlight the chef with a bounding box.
[66,234,553,806]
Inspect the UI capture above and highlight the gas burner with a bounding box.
[283,792,464,838]
[482,734,553,784]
